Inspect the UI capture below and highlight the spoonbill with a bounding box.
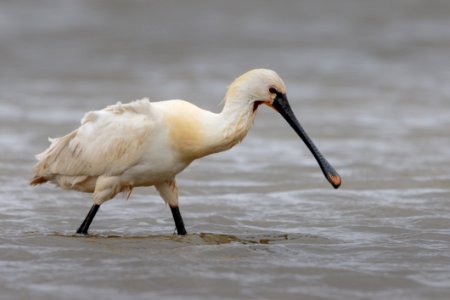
[31,69,341,235]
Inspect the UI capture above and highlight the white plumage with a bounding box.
[31,69,340,235]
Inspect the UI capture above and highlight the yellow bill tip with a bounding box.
[327,174,342,189]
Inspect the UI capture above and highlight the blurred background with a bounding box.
[1,1,450,300]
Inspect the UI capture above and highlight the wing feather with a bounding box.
[33,99,156,179]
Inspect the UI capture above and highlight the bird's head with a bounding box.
[226,69,286,112]
[226,69,342,189]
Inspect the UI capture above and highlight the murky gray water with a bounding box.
[1,0,450,299]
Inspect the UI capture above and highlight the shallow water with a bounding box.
[1,0,450,299]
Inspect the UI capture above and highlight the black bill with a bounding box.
[271,92,341,189]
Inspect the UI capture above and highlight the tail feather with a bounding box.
[30,176,48,186]
[31,130,78,187]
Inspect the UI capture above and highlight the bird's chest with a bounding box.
[123,134,191,187]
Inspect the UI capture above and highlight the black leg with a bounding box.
[170,206,187,235]
[76,204,100,235]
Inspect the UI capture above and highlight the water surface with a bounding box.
[1,1,450,299]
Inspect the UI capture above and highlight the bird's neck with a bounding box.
[201,92,256,157]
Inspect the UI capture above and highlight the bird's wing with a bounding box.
[33,98,157,178]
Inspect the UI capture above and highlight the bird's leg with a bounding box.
[155,179,188,235]
[76,204,100,235]
[170,205,187,235]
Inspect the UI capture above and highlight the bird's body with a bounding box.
[32,69,341,235]
[32,97,255,206]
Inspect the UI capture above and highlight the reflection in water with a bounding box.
[50,231,331,245]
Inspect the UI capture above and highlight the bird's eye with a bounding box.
[269,87,278,94]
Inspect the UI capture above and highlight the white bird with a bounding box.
[31,69,341,235]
